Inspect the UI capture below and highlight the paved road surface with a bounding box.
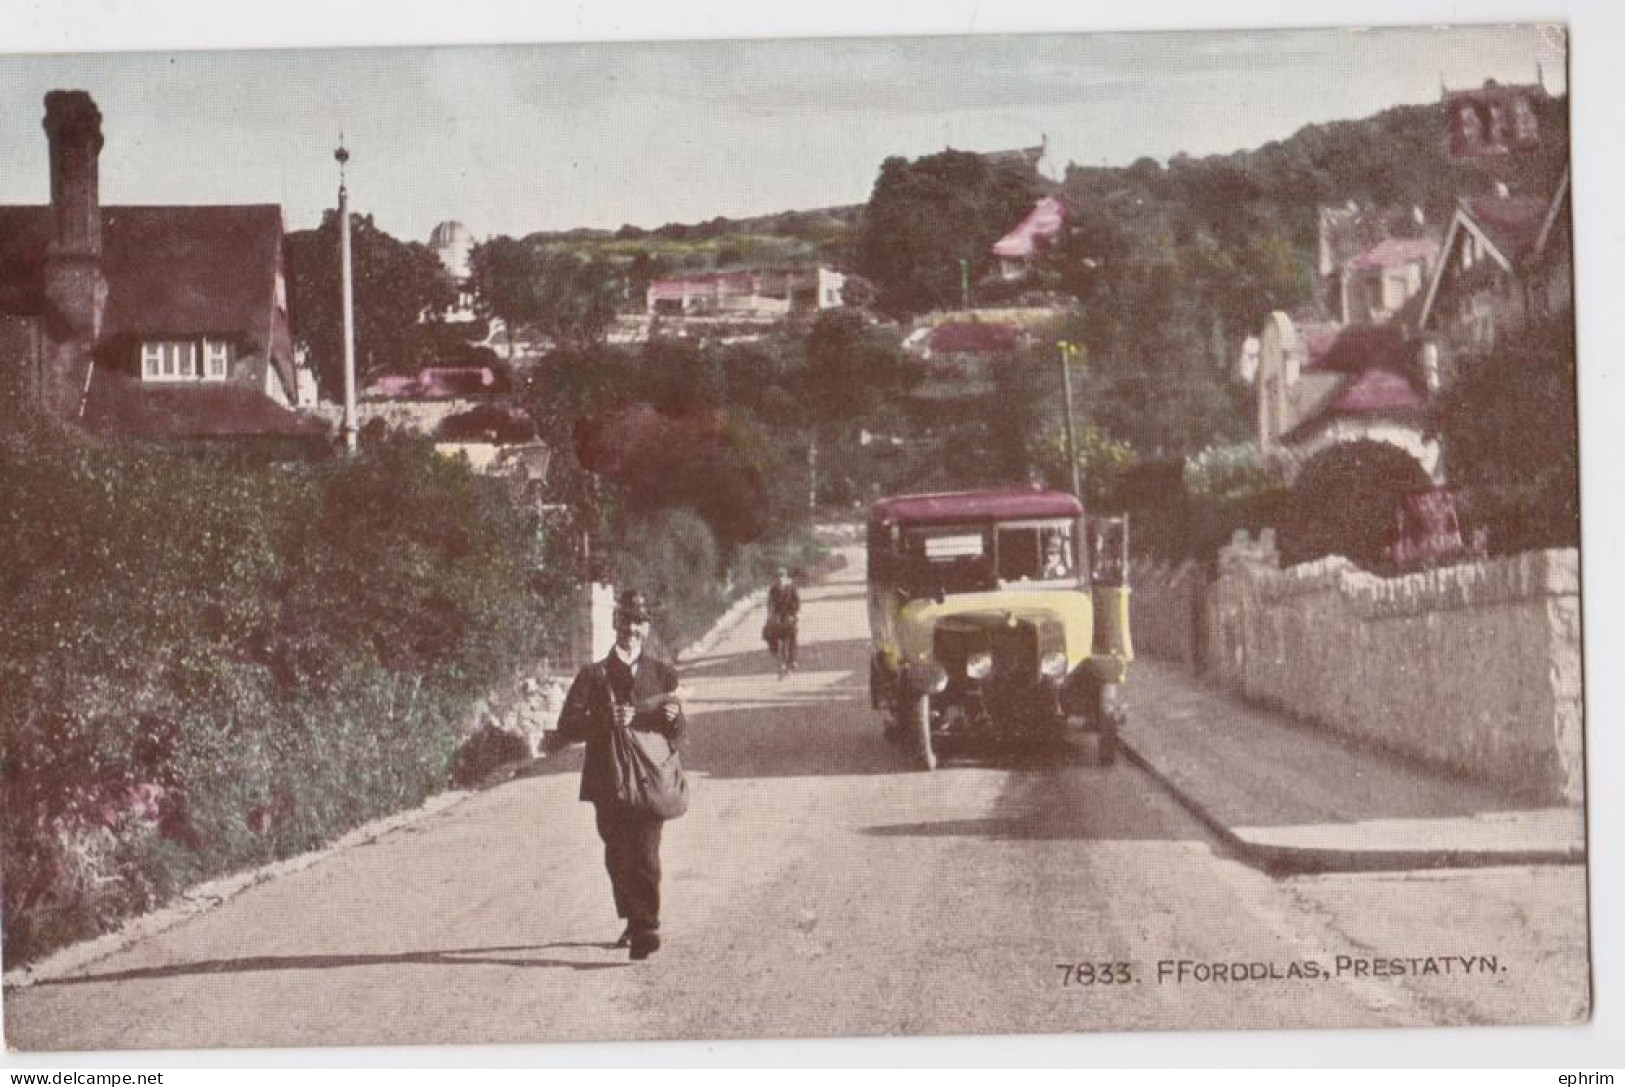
[3,551,1589,1050]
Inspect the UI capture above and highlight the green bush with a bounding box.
[1117,446,1287,565]
[606,507,725,654]
[0,437,565,965]
[598,504,829,656]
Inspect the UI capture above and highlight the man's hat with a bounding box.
[615,589,653,622]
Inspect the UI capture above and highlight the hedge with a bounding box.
[0,437,568,965]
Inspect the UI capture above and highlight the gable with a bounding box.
[1418,209,1509,331]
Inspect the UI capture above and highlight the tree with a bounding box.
[1277,439,1434,568]
[838,273,878,311]
[285,211,457,398]
[469,238,624,355]
[642,338,728,414]
[855,150,1041,317]
[531,251,624,352]
[798,309,915,423]
[980,346,1058,486]
[467,235,535,361]
[573,401,772,548]
[1429,315,1578,552]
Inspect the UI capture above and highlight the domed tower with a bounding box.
[428,220,473,282]
[428,220,476,322]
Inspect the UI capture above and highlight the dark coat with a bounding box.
[552,651,685,804]
[768,582,801,620]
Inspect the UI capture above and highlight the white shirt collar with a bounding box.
[612,644,642,667]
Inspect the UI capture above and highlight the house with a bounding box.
[1418,172,1571,359]
[1257,174,1572,508]
[1338,235,1439,326]
[0,91,322,442]
[646,265,846,320]
[1444,79,1545,159]
[1274,324,1440,483]
[1314,202,1436,323]
[990,196,1067,282]
[1255,312,1440,482]
[352,365,506,437]
[903,320,1027,400]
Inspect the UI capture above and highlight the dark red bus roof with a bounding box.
[869,487,1083,526]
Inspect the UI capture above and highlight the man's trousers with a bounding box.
[593,801,665,933]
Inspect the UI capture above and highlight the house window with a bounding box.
[141,341,197,381]
[1382,273,1408,311]
[204,339,231,379]
[141,339,231,382]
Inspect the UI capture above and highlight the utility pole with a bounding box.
[336,137,358,455]
[1058,341,1083,500]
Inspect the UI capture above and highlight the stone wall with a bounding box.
[1202,531,1582,804]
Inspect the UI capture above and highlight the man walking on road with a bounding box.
[544,590,685,960]
[765,567,801,676]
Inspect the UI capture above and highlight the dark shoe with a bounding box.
[614,925,633,948]
[629,931,661,961]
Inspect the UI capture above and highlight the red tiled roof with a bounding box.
[0,204,284,338]
[100,206,285,337]
[81,375,328,440]
[363,366,497,400]
[927,321,1021,355]
[870,488,1083,526]
[1347,236,1438,271]
[1323,368,1426,415]
[1308,325,1411,375]
[1460,193,1549,265]
[1284,325,1425,443]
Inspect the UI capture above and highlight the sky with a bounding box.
[0,15,1568,246]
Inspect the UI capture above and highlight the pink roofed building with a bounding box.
[1338,235,1439,326]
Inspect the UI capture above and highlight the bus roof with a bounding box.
[869,487,1083,526]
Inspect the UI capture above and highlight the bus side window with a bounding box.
[997,527,1040,581]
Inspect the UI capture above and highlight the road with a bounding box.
[3,550,1589,1050]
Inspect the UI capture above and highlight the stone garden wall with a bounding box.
[1132,532,1583,804]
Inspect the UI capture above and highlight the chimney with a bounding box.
[42,90,107,340]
